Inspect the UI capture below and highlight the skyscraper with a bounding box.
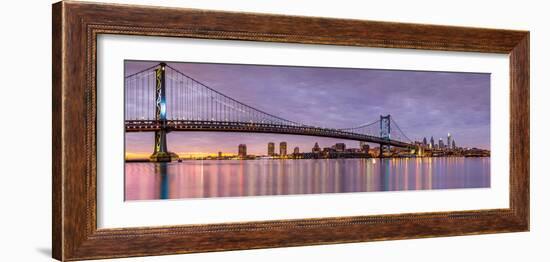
[238,144,247,158]
[447,133,452,149]
[438,138,444,149]
[293,147,300,155]
[452,139,456,149]
[280,142,287,157]
[422,137,428,146]
[430,136,435,149]
[267,142,275,156]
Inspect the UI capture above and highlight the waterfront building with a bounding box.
[323,147,335,154]
[312,142,321,153]
[361,143,370,153]
[334,143,346,152]
[430,136,435,149]
[238,144,247,158]
[447,133,452,149]
[267,142,275,156]
[293,147,300,155]
[280,142,287,156]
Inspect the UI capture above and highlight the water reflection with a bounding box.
[125,157,490,201]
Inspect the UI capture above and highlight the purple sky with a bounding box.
[125,61,490,155]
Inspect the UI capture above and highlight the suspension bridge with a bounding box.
[125,63,416,162]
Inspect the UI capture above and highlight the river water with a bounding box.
[125,157,490,201]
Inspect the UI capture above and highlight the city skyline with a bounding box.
[125,61,490,157]
[126,130,473,158]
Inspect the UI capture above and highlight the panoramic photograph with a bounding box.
[124,60,491,201]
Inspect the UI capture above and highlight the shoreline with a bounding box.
[125,155,491,163]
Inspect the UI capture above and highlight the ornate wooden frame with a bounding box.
[52,1,529,261]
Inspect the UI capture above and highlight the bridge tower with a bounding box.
[379,115,391,157]
[150,63,178,162]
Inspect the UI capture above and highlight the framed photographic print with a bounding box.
[52,1,529,261]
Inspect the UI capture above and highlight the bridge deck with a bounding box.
[125,120,413,148]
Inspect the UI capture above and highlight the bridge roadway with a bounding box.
[125,120,414,148]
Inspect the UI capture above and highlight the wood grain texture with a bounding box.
[52,1,530,261]
[52,2,63,260]
[509,35,530,226]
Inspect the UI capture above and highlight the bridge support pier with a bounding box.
[149,63,178,162]
[150,128,178,162]
[379,115,391,158]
